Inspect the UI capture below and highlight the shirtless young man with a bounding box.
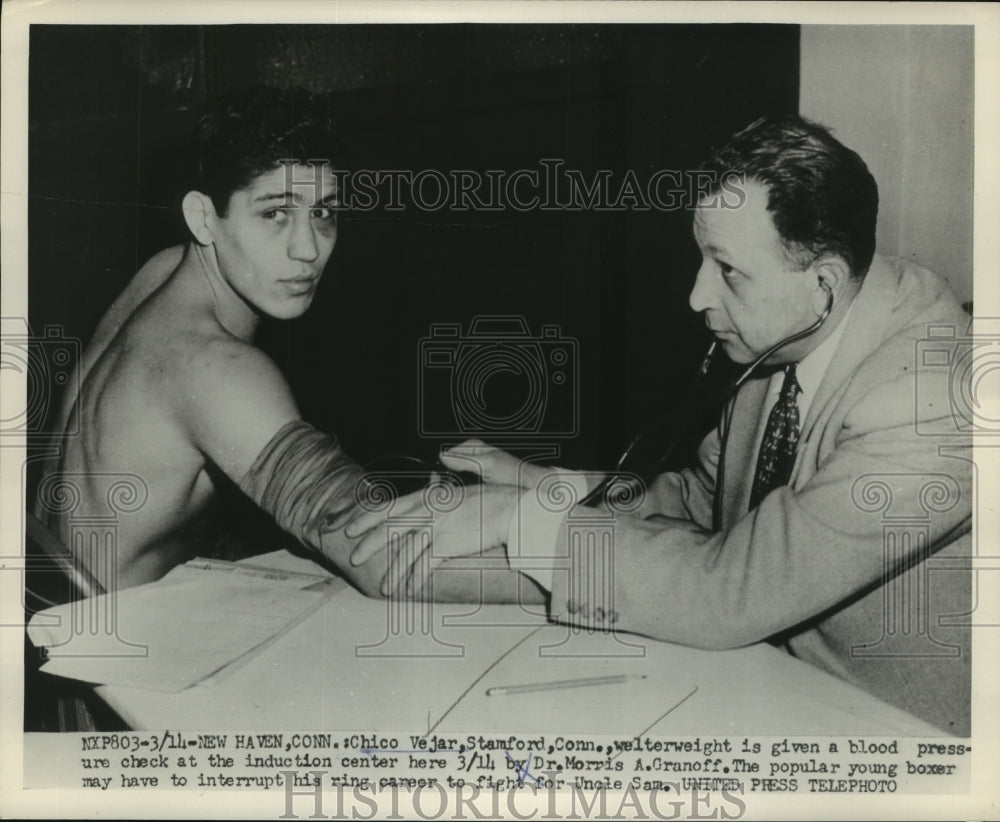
[37,85,535,604]
[35,86,391,593]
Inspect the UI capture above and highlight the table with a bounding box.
[90,552,940,737]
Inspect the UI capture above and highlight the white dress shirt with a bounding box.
[507,301,855,592]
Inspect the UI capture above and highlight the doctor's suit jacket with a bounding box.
[546,255,973,734]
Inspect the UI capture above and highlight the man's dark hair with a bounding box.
[192,85,341,216]
[703,114,879,278]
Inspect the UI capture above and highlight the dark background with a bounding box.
[28,24,799,479]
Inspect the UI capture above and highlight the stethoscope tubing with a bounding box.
[579,281,835,507]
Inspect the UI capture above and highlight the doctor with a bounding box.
[348,115,973,734]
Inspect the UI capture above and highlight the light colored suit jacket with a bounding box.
[547,255,973,734]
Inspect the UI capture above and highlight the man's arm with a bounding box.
[546,368,971,647]
[176,338,391,595]
[180,340,543,603]
[347,422,726,601]
[457,425,722,594]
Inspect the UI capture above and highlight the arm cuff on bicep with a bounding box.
[237,420,365,551]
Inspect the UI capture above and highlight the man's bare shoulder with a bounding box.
[179,330,293,398]
[52,246,187,440]
[115,254,278,386]
[88,246,185,362]
[153,323,301,482]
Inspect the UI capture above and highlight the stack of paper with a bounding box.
[26,557,342,692]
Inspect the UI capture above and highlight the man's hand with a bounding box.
[440,439,549,489]
[345,481,521,598]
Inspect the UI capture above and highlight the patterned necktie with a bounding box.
[749,364,801,511]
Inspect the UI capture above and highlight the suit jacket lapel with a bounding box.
[719,375,770,529]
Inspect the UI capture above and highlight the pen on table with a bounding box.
[486,674,646,696]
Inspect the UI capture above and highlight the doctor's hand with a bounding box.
[345,481,521,598]
[440,439,549,489]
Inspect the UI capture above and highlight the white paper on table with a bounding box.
[26,557,341,693]
[432,628,699,736]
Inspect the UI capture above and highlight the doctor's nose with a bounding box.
[288,217,320,263]
[688,261,718,313]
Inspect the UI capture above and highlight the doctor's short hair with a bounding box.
[191,85,342,217]
[703,114,879,279]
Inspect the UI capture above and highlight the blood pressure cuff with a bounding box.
[238,420,366,555]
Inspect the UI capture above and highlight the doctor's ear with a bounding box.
[810,254,851,312]
[182,190,218,246]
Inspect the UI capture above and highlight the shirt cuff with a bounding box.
[506,470,593,592]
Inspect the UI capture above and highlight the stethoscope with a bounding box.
[579,280,835,507]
